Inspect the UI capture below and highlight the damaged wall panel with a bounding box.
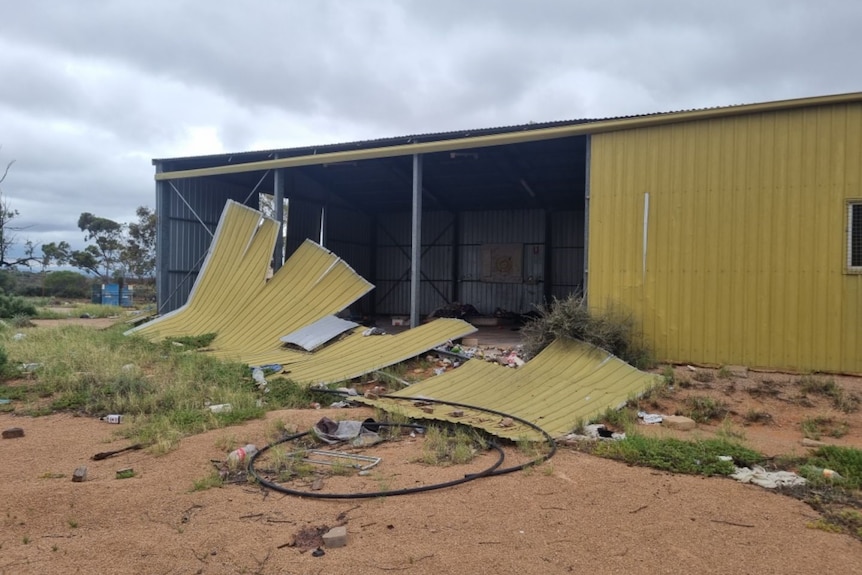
[359,338,658,439]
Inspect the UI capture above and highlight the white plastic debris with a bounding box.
[637,411,663,424]
[731,466,807,489]
[208,403,232,413]
[12,333,25,341]
[252,368,267,388]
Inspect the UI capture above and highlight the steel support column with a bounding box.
[410,154,423,328]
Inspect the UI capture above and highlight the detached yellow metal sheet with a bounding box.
[245,318,476,385]
[128,200,373,355]
[359,338,659,440]
[128,200,476,383]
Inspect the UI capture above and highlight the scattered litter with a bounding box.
[637,411,663,424]
[0,399,10,405]
[730,466,807,489]
[717,455,734,462]
[329,401,351,409]
[72,467,88,482]
[115,468,135,479]
[227,444,258,465]
[312,417,382,447]
[92,443,146,461]
[335,387,358,396]
[121,363,136,372]
[362,327,386,336]
[287,449,381,471]
[808,467,843,480]
[434,367,446,376]
[12,333,25,341]
[312,547,326,557]
[80,313,92,319]
[208,403,232,413]
[99,414,123,424]
[21,363,41,372]
[564,424,626,441]
[686,365,696,371]
[323,525,348,548]
[2,427,24,439]
[252,368,268,389]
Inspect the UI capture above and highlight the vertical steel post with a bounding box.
[273,165,285,271]
[410,154,423,328]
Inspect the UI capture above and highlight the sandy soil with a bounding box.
[1,402,861,575]
[1,318,861,573]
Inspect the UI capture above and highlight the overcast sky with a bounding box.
[0,0,860,256]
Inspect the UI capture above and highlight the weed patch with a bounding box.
[521,294,654,368]
[683,396,728,423]
[593,436,764,476]
[801,416,849,440]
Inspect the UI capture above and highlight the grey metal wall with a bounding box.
[375,211,455,315]
[326,206,374,314]
[458,210,546,314]
[371,208,585,316]
[285,200,322,258]
[550,210,586,299]
[156,174,257,313]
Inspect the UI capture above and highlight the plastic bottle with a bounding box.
[100,414,123,424]
[227,444,257,465]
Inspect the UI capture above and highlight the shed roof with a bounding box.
[153,91,862,214]
[156,91,862,181]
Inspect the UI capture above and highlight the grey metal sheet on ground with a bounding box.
[279,315,359,351]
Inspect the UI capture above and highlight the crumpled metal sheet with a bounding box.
[128,201,476,384]
[280,315,359,352]
[357,338,659,440]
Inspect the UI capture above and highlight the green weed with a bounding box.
[684,395,728,423]
[191,471,224,491]
[521,294,654,368]
[594,436,763,476]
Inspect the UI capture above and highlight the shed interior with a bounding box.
[155,125,590,318]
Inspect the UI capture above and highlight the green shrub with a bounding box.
[521,295,653,368]
[0,293,36,318]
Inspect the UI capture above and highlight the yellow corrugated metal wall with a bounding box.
[588,103,862,373]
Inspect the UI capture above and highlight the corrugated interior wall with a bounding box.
[459,210,546,314]
[588,103,862,373]
[285,200,321,257]
[375,211,455,315]
[326,206,374,314]
[551,210,586,299]
[156,176,257,313]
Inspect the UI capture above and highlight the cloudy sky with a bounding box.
[0,0,860,255]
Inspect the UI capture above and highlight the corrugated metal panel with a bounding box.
[589,102,862,373]
[133,201,374,352]
[246,318,475,384]
[285,200,321,258]
[375,211,455,314]
[454,210,547,313]
[358,338,658,440]
[460,210,544,244]
[157,176,253,312]
[280,316,359,351]
[136,201,475,380]
[157,92,862,180]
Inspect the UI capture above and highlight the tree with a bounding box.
[121,206,156,279]
[55,207,156,281]
[76,212,124,279]
[0,154,35,268]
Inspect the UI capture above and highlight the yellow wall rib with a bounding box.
[589,102,862,373]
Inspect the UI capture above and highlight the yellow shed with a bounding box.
[588,95,862,373]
